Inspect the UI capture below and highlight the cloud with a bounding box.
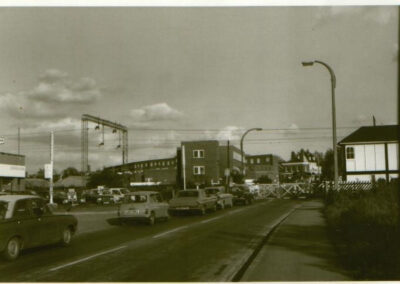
[0,69,101,122]
[315,7,396,25]
[130,103,183,122]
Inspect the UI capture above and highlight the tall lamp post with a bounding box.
[302,60,338,191]
[240,128,262,176]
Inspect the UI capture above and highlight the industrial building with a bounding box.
[0,152,26,191]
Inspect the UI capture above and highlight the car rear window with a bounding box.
[0,201,8,220]
[178,191,199,197]
[127,194,147,203]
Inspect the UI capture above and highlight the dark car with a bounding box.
[231,185,254,205]
[0,195,78,260]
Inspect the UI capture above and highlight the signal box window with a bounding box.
[193,150,205,158]
[346,147,355,159]
[193,166,205,175]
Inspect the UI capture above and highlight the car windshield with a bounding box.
[178,191,199,198]
[0,201,9,220]
[127,194,147,203]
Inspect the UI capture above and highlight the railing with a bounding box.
[256,183,313,199]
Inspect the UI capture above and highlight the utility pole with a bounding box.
[49,131,54,204]
[17,127,20,191]
[182,145,186,190]
[226,140,230,191]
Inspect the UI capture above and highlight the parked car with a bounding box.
[204,186,233,209]
[109,188,129,203]
[0,195,78,260]
[169,189,218,215]
[231,185,254,205]
[96,189,114,205]
[118,191,169,225]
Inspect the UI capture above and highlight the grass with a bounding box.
[324,181,400,280]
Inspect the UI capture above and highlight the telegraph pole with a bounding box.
[49,131,54,204]
[182,145,186,190]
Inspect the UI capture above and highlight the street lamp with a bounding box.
[240,128,262,176]
[302,60,338,191]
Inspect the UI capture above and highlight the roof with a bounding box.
[54,176,88,188]
[339,125,399,144]
[25,178,49,189]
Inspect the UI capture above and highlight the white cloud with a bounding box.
[130,103,183,122]
[0,69,101,122]
[315,7,396,25]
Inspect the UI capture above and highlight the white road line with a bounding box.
[200,216,222,224]
[49,246,126,272]
[153,226,188,239]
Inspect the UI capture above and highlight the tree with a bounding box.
[255,175,273,184]
[321,148,344,181]
[231,172,244,184]
[62,167,80,178]
[87,168,125,188]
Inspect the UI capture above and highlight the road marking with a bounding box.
[200,216,222,224]
[153,226,188,239]
[48,246,126,272]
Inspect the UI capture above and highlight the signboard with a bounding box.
[44,163,53,179]
[0,164,25,178]
[0,137,4,145]
[224,168,230,177]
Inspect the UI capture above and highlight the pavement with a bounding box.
[241,199,351,281]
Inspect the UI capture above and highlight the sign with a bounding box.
[44,163,53,179]
[0,137,4,145]
[224,168,230,177]
[0,164,25,178]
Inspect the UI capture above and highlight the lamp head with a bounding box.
[302,61,314,67]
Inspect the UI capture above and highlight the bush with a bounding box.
[324,181,400,280]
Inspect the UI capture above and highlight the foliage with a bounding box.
[255,175,273,184]
[87,168,125,188]
[62,167,80,178]
[321,147,344,181]
[231,171,244,184]
[324,181,400,279]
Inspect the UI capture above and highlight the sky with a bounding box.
[0,6,397,174]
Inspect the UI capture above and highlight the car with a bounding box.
[118,191,169,225]
[109,188,129,204]
[231,185,255,205]
[204,186,233,209]
[0,195,78,260]
[168,189,218,215]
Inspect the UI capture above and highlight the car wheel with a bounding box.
[148,212,155,225]
[60,227,73,246]
[4,237,21,261]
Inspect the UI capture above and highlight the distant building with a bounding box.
[54,176,88,189]
[0,152,26,191]
[109,157,178,185]
[280,150,321,182]
[339,125,399,182]
[179,140,244,187]
[246,154,283,183]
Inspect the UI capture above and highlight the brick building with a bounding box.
[179,140,243,187]
[246,154,283,182]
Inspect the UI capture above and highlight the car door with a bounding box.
[31,198,60,244]
[155,194,169,217]
[12,199,41,248]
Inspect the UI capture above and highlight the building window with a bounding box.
[193,166,205,175]
[346,147,355,159]
[266,157,270,163]
[150,162,153,167]
[256,158,261,164]
[167,161,170,166]
[250,159,254,164]
[193,150,205,158]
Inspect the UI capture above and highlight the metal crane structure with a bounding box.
[81,114,128,175]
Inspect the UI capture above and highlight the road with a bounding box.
[0,199,300,282]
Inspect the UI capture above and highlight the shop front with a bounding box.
[0,152,26,191]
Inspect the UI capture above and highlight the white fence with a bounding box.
[256,183,313,199]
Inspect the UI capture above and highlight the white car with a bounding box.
[118,191,169,225]
[204,186,234,209]
[109,188,129,203]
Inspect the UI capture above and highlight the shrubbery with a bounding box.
[324,181,400,280]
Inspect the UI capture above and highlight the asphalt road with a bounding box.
[0,199,300,282]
